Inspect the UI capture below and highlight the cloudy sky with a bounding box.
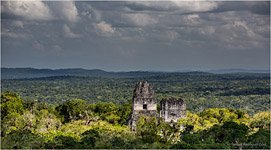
[1,1,270,71]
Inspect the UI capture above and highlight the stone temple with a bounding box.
[130,81,186,131]
[160,97,186,123]
[130,81,158,131]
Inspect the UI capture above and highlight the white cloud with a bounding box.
[50,1,79,23]
[1,1,80,23]
[2,1,268,51]
[127,1,219,14]
[123,13,157,27]
[213,12,265,39]
[95,21,115,37]
[183,14,201,26]
[1,1,53,21]
[63,24,81,38]
[172,1,219,13]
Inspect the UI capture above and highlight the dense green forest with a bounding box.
[2,72,270,114]
[1,92,270,149]
[1,71,270,148]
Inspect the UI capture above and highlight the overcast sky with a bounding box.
[1,1,270,71]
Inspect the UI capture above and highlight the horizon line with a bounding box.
[1,66,270,73]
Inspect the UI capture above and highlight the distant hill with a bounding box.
[1,68,111,79]
[1,67,269,79]
[207,69,270,74]
[0,68,150,79]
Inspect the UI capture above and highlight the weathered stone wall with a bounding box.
[130,81,157,131]
[160,97,186,123]
[133,98,156,110]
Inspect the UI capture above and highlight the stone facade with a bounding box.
[130,81,186,130]
[160,98,186,123]
[130,81,158,131]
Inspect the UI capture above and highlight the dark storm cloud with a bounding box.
[1,1,270,71]
[212,1,270,15]
[124,1,180,12]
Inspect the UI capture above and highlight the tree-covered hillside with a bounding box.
[2,72,270,114]
[1,70,270,148]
